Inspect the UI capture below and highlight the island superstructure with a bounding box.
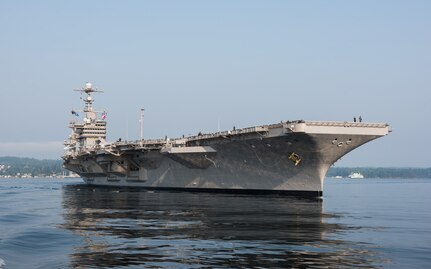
[63,83,390,196]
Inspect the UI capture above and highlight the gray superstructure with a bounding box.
[63,83,390,196]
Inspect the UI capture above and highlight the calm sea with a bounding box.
[0,178,430,268]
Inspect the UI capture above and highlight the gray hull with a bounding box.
[64,121,389,196]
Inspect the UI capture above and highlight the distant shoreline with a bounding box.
[1,156,430,179]
[327,167,431,179]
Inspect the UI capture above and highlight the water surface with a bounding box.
[0,178,430,268]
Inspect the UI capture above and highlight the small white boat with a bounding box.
[348,172,364,179]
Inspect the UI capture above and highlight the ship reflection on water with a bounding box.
[61,185,380,268]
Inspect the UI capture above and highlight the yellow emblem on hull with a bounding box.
[289,152,302,166]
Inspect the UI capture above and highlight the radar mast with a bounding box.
[74,82,104,114]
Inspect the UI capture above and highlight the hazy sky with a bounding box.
[0,1,429,167]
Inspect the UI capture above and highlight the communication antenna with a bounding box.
[140,108,145,146]
[126,118,129,141]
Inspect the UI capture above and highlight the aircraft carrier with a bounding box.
[62,83,390,196]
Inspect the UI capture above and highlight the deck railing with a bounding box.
[305,121,388,128]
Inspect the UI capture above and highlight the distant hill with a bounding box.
[0,156,64,177]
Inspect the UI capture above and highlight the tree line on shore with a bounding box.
[0,156,430,178]
[327,167,431,179]
[0,157,64,177]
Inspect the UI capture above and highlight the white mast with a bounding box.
[140,108,145,146]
